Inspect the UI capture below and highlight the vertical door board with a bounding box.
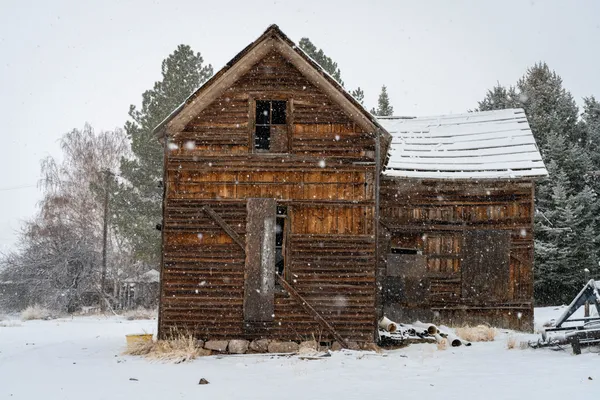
[461,230,510,302]
[244,198,276,322]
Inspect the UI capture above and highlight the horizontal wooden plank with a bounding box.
[384,168,548,179]
[387,151,543,166]
[387,160,545,172]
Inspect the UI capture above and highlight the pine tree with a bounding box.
[351,87,365,105]
[534,165,572,304]
[299,38,344,86]
[581,96,600,164]
[517,62,580,149]
[371,86,394,116]
[476,83,522,111]
[113,45,213,264]
[535,168,599,304]
[477,63,598,305]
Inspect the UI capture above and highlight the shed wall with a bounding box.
[378,178,534,331]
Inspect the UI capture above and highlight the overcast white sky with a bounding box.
[1,0,599,251]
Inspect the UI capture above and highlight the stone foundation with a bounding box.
[191,339,376,355]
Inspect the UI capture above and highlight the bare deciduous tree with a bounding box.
[0,125,136,312]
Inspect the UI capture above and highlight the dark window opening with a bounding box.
[271,101,287,124]
[255,126,270,151]
[256,100,270,125]
[254,100,287,151]
[391,247,418,255]
[275,206,287,276]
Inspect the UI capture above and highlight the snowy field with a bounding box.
[0,307,596,400]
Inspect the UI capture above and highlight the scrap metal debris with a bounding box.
[531,279,600,355]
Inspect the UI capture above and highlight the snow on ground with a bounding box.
[535,304,599,331]
[0,309,597,400]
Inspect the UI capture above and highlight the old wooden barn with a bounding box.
[153,25,547,343]
[377,110,547,332]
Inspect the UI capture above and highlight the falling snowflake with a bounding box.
[519,229,527,237]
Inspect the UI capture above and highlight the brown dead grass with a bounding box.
[506,335,529,350]
[436,338,449,350]
[454,325,497,342]
[21,305,55,321]
[123,333,208,363]
[506,335,517,349]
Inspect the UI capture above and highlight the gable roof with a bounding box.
[153,24,389,144]
[378,108,548,180]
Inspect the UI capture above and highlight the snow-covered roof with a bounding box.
[378,108,548,180]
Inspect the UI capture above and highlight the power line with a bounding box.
[0,185,37,192]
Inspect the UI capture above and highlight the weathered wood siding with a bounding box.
[379,178,534,331]
[159,51,377,342]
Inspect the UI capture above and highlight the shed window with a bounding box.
[254,100,288,152]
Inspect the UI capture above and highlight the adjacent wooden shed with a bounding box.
[377,109,547,331]
[154,25,547,342]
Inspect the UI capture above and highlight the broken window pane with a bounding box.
[271,100,287,124]
[255,100,270,125]
[255,125,270,150]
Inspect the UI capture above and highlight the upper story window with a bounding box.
[254,100,288,152]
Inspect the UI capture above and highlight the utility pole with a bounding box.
[100,169,112,312]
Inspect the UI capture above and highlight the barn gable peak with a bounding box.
[153,25,388,140]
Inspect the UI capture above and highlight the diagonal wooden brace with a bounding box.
[202,205,246,253]
[276,274,349,348]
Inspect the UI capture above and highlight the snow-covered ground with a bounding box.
[0,308,597,400]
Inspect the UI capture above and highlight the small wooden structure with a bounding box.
[154,25,546,342]
[377,110,546,331]
[119,269,160,310]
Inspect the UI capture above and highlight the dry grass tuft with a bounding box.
[122,307,157,321]
[123,333,208,363]
[506,335,529,350]
[436,338,448,350]
[455,325,497,342]
[506,335,517,349]
[21,305,54,321]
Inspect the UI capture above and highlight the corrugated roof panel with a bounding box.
[378,108,548,180]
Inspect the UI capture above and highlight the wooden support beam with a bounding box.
[276,274,349,348]
[202,205,246,252]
